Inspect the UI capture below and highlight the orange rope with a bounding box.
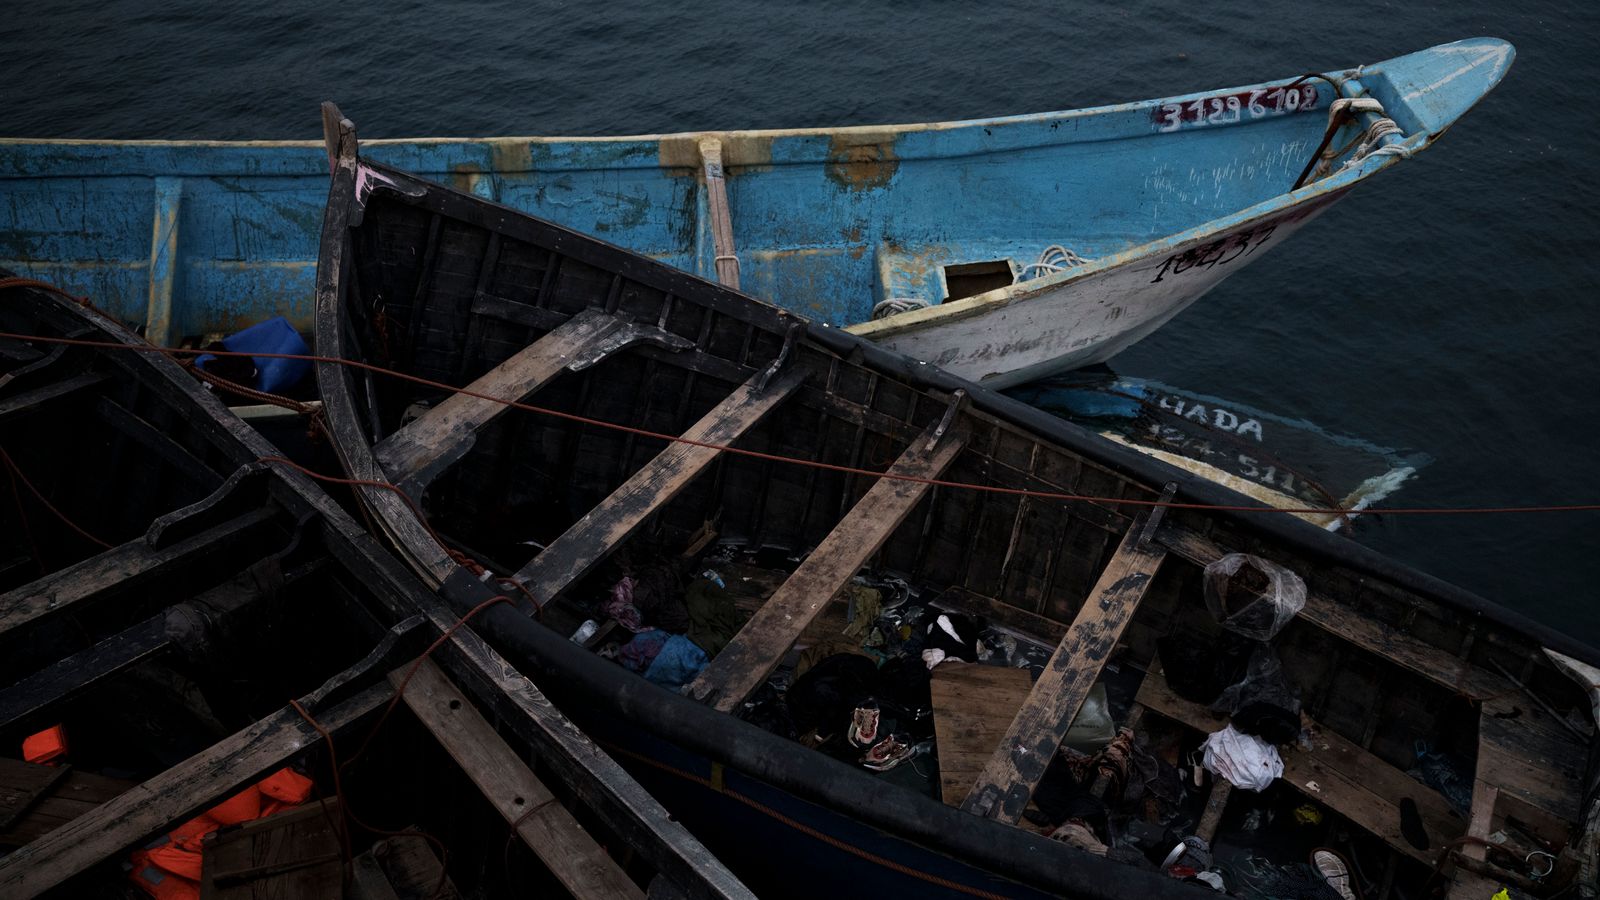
[0,444,113,549]
[2,328,1597,518]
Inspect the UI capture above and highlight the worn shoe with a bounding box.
[1310,849,1357,900]
[861,735,913,771]
[848,705,880,748]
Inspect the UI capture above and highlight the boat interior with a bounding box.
[0,280,747,899]
[321,148,1598,899]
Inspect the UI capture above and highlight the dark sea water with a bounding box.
[7,0,1598,643]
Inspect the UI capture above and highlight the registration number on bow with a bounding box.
[1153,84,1320,133]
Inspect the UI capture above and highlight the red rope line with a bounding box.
[3,329,1598,518]
[0,445,113,549]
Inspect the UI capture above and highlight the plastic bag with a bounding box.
[1203,553,1306,641]
[1201,724,1283,792]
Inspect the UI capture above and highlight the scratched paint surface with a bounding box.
[0,40,1505,381]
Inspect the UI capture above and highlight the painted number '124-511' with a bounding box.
[1155,84,1320,133]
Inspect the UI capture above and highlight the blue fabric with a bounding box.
[618,630,669,673]
[196,317,310,393]
[643,634,709,689]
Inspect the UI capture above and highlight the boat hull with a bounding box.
[0,39,1514,384]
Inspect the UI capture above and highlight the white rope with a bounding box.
[1312,98,1411,180]
[871,297,930,320]
[1016,245,1092,282]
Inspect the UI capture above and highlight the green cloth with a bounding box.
[685,576,743,658]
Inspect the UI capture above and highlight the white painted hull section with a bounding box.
[864,203,1336,389]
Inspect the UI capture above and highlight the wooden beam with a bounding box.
[0,372,107,424]
[1136,670,1464,864]
[393,659,644,900]
[372,308,622,490]
[688,424,967,712]
[0,682,390,899]
[962,522,1165,821]
[699,139,740,289]
[514,367,806,604]
[1154,523,1508,700]
[0,615,168,731]
[0,507,275,640]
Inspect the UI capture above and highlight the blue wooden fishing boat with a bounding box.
[1,39,1511,386]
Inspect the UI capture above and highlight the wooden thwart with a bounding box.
[1136,671,1464,865]
[514,367,807,603]
[374,309,622,490]
[393,659,644,900]
[962,522,1165,821]
[928,663,1034,807]
[689,424,967,713]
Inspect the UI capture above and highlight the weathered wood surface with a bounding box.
[1136,671,1464,864]
[0,507,274,640]
[1195,781,1233,842]
[1155,523,1509,700]
[200,799,342,900]
[393,659,644,900]
[0,683,389,899]
[0,762,133,846]
[0,615,168,731]
[963,522,1165,821]
[928,663,1034,807]
[351,834,461,900]
[0,759,72,832]
[936,586,1069,645]
[373,308,621,488]
[699,139,741,289]
[1475,696,1585,825]
[688,426,967,713]
[416,597,754,900]
[514,367,806,604]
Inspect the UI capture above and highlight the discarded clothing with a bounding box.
[795,635,873,679]
[684,575,743,657]
[606,577,648,633]
[1203,553,1306,641]
[787,654,882,739]
[617,629,669,672]
[1201,724,1283,791]
[841,585,883,640]
[629,560,691,632]
[643,634,709,689]
[924,612,985,663]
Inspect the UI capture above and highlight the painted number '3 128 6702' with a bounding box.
[1154,84,1320,133]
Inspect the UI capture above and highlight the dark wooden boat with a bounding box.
[314,107,1599,900]
[0,276,751,898]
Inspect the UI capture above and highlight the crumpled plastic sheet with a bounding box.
[1204,553,1307,641]
[1201,724,1283,791]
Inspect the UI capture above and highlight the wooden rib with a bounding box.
[373,308,622,489]
[0,682,390,899]
[0,508,275,640]
[689,424,967,713]
[514,367,807,605]
[393,660,643,900]
[1155,523,1508,699]
[0,615,168,731]
[699,139,740,289]
[0,372,107,423]
[962,522,1165,822]
[1136,670,1464,864]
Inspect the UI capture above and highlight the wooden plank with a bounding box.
[1155,523,1508,700]
[0,507,275,640]
[0,683,390,899]
[928,663,1035,807]
[0,766,135,846]
[514,367,806,604]
[1195,781,1233,842]
[1474,696,1585,824]
[0,372,107,424]
[687,426,967,712]
[936,585,1068,645]
[1136,671,1464,864]
[392,659,644,900]
[202,800,342,900]
[373,308,622,488]
[0,760,72,832]
[699,139,740,289]
[0,615,168,731]
[963,522,1165,821]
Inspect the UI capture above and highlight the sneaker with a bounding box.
[848,705,880,748]
[1310,849,1357,900]
[860,735,913,771]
